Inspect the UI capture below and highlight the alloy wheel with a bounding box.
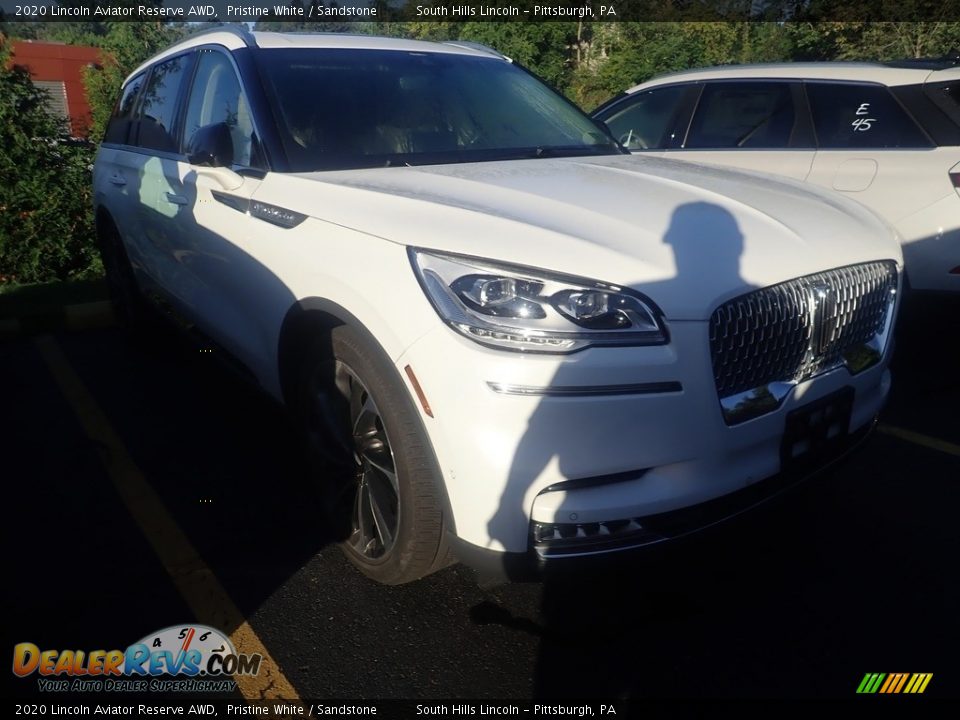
[337,361,400,559]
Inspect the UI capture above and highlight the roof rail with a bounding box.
[884,49,960,70]
[185,23,257,49]
[443,40,511,62]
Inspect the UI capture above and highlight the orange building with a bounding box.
[8,40,103,137]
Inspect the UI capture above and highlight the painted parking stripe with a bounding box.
[877,424,960,459]
[35,335,300,704]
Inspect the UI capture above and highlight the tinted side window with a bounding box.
[892,83,960,147]
[923,80,960,126]
[182,51,258,167]
[136,54,191,153]
[601,85,689,150]
[686,82,800,149]
[807,82,932,149]
[103,73,145,145]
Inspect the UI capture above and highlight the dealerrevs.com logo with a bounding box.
[12,625,262,693]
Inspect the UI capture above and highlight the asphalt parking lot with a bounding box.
[4,293,959,702]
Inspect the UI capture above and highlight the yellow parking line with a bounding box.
[877,423,960,459]
[35,335,300,704]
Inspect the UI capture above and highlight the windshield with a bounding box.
[256,48,621,171]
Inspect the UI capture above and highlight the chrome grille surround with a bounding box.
[710,261,898,425]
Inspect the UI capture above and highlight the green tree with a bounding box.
[0,35,99,285]
[785,19,960,61]
[459,21,578,89]
[568,23,691,109]
[0,8,183,285]
[4,5,186,142]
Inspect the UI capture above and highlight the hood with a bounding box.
[259,154,902,320]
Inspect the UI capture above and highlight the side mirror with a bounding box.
[187,122,234,168]
[186,122,243,191]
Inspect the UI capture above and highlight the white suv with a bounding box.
[93,29,902,584]
[593,60,960,294]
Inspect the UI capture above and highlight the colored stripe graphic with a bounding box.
[857,673,886,694]
[878,674,896,693]
[868,673,886,693]
[892,673,909,693]
[858,673,932,694]
[908,673,933,694]
[880,673,907,693]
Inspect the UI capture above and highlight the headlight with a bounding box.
[410,249,666,352]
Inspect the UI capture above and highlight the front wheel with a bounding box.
[298,325,451,584]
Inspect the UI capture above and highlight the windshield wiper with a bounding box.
[525,145,619,159]
[309,145,620,171]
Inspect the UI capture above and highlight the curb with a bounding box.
[0,300,115,340]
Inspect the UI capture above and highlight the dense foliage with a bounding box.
[0,10,182,286]
[2,15,960,285]
[0,36,100,285]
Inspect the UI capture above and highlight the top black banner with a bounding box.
[2,0,960,23]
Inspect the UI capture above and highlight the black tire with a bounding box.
[296,325,452,585]
[96,216,149,330]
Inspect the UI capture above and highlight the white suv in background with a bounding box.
[93,29,902,584]
[594,61,960,294]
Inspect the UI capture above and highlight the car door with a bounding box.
[165,48,271,376]
[667,80,816,181]
[908,75,960,291]
[128,52,196,300]
[803,81,957,282]
[594,84,697,156]
[93,72,153,273]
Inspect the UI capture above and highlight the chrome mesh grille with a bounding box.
[709,262,897,398]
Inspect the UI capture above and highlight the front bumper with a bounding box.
[452,416,874,581]
[530,413,874,560]
[397,317,892,559]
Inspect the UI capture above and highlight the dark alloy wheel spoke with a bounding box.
[365,468,397,549]
[324,362,400,561]
[351,483,377,556]
[359,440,398,492]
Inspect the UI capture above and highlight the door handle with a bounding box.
[109,174,126,187]
[165,193,189,206]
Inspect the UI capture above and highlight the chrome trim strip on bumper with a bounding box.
[487,381,683,397]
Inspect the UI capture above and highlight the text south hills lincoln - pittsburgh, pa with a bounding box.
[415,4,619,18]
